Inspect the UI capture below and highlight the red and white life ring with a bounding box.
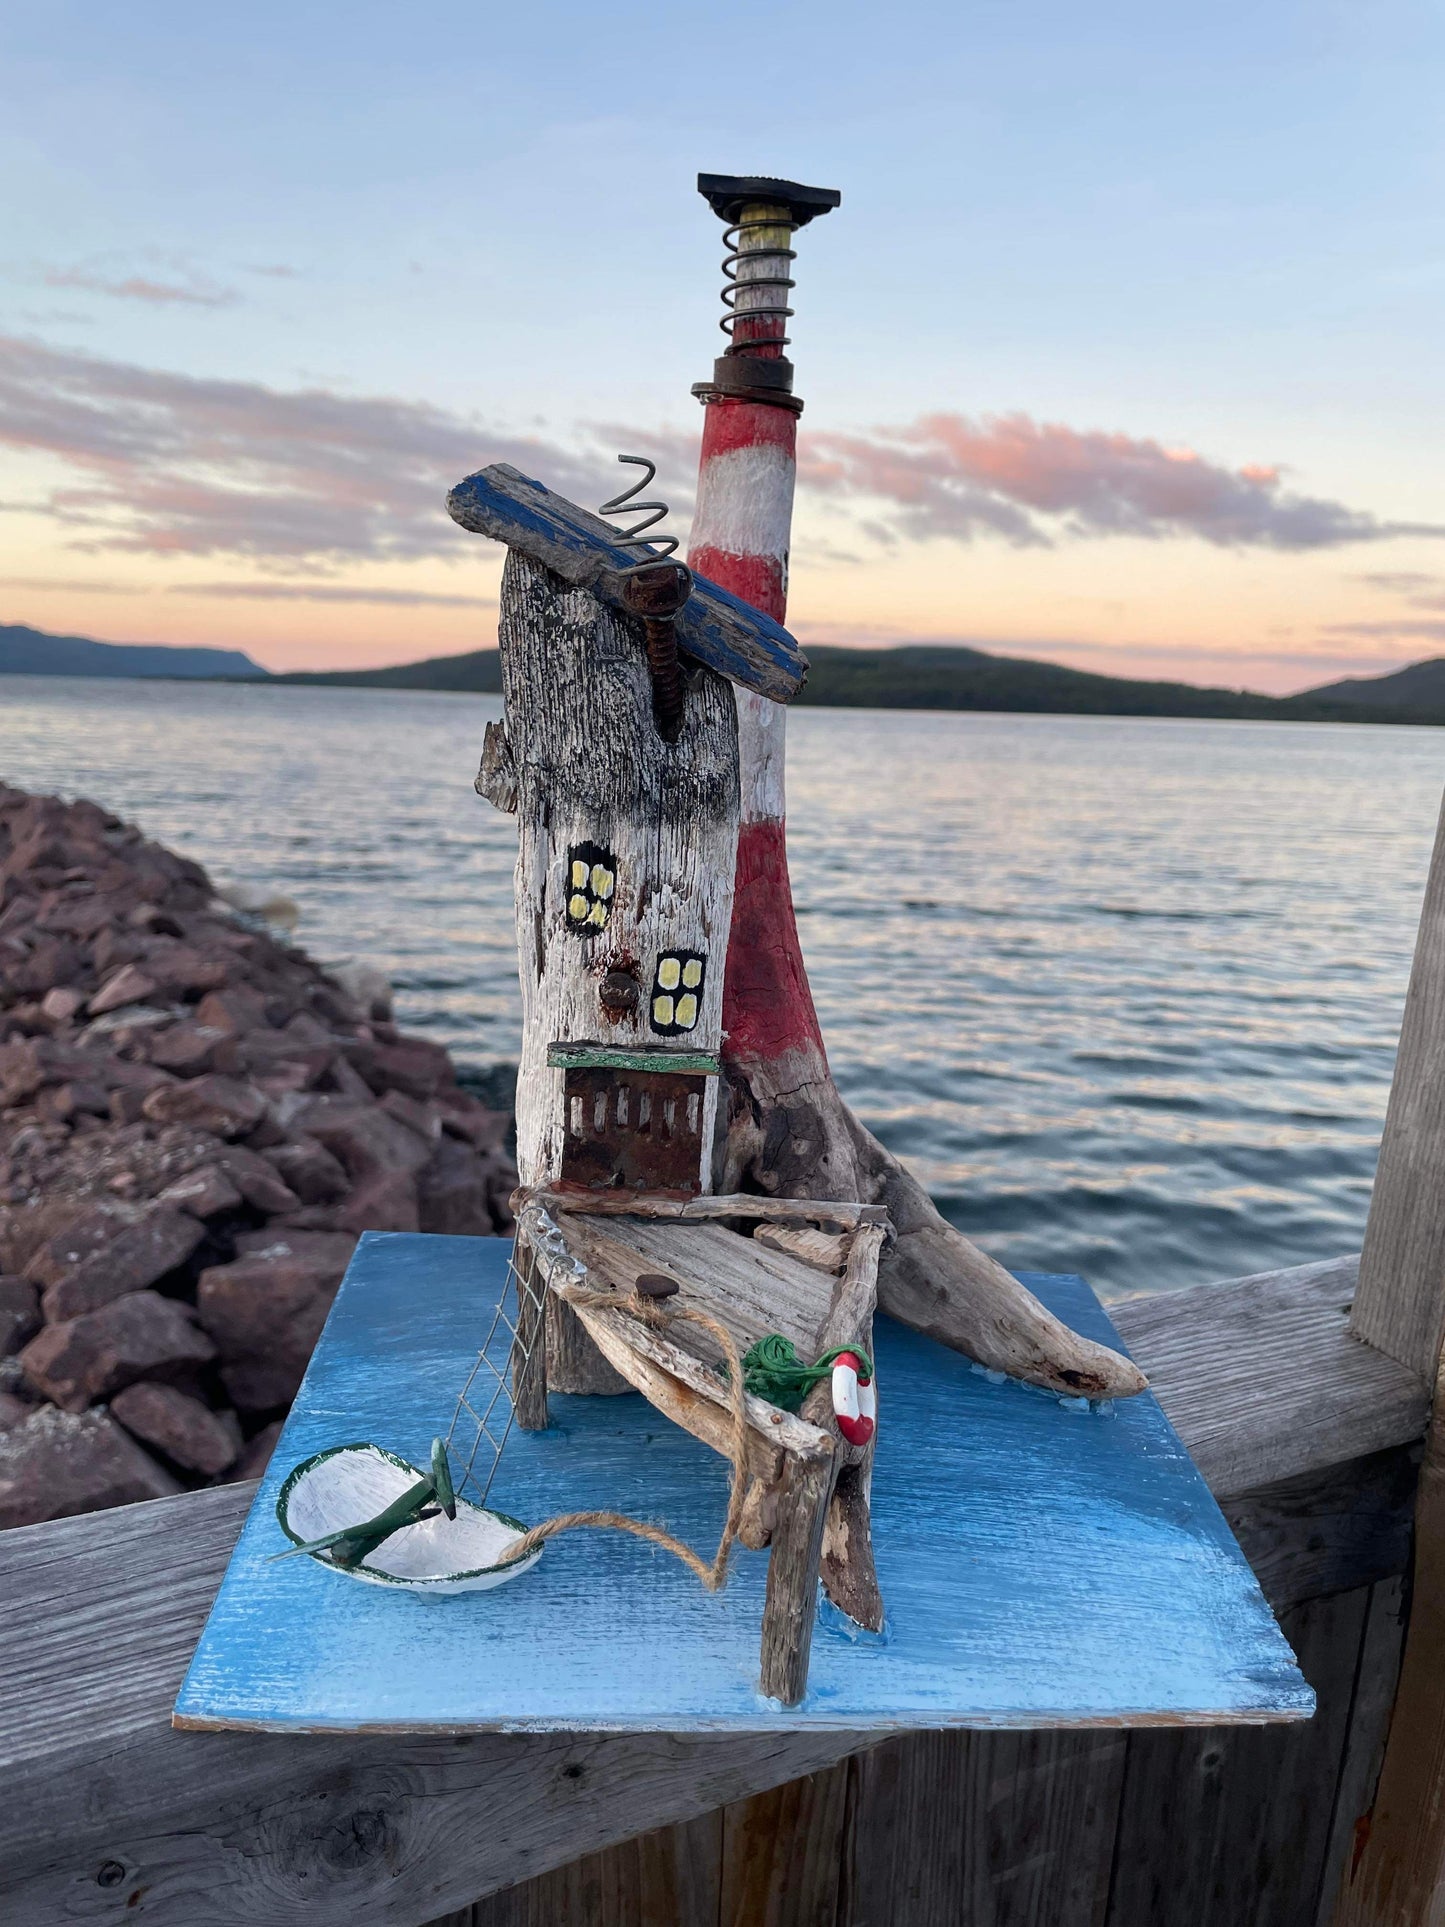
[831,1351,877,1448]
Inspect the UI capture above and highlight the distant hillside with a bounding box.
[10,616,1445,728]
[274,649,502,692]
[266,639,1386,725]
[796,645,1298,719]
[1301,658,1445,711]
[0,623,266,681]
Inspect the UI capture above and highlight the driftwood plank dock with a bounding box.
[0,1248,1423,1924]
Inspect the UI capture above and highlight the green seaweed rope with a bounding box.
[738,1333,873,1413]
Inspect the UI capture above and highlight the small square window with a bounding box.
[651,951,706,1035]
[565,841,617,936]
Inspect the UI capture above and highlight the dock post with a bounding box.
[1332,791,1445,1924]
[1350,788,1445,1380]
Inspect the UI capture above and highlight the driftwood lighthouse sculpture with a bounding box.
[192,173,1314,1748]
[440,175,1143,1703]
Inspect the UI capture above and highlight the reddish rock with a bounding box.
[39,1206,206,1322]
[323,1052,375,1102]
[37,1080,110,1124]
[109,1087,149,1126]
[262,1135,348,1205]
[36,893,115,941]
[275,1205,341,1231]
[346,1036,453,1101]
[102,1057,173,1094]
[127,902,185,936]
[0,1390,31,1428]
[23,1201,132,1289]
[1,828,73,885]
[280,1010,334,1048]
[0,1038,47,1109]
[211,1142,300,1214]
[435,1094,508,1148]
[41,985,86,1023]
[141,1073,267,1139]
[238,1028,332,1086]
[0,1405,181,1528]
[197,1253,344,1412]
[485,1155,518,1232]
[0,1276,40,1354]
[417,1137,496,1238]
[89,963,161,1016]
[6,936,81,997]
[380,1088,441,1142]
[145,943,229,999]
[89,924,144,977]
[147,1021,236,1077]
[232,1417,284,1482]
[296,1097,434,1180]
[234,1225,357,1273]
[110,1381,241,1476]
[158,1163,244,1221]
[195,985,270,1035]
[240,1110,288,1150]
[20,1290,216,1413]
[337,1168,420,1233]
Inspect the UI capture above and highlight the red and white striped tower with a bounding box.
[687,175,847,1186]
[686,173,1145,1408]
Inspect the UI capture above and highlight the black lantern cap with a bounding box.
[696,174,841,228]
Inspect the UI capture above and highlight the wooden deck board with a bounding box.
[1110,1256,1428,1499]
[0,1249,1422,1927]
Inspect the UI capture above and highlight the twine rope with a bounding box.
[504,1283,753,1592]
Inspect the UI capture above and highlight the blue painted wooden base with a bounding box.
[175,1233,1314,1734]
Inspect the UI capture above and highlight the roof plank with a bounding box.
[446,465,807,703]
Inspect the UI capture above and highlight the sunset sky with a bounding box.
[1,0,1441,692]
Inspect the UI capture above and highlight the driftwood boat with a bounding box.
[513,1186,890,1697]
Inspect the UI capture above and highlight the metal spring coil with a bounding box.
[720,213,796,354]
[598,455,679,569]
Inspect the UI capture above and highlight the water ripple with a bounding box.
[2,679,1438,1299]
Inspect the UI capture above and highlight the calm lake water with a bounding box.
[3,673,1440,1302]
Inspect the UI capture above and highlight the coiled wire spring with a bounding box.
[720,211,796,354]
[598,455,679,572]
[598,455,690,742]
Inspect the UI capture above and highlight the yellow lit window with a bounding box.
[565,841,616,935]
[650,951,705,1035]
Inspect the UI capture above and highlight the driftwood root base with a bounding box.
[722,1044,1147,1402]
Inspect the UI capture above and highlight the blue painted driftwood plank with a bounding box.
[175,1233,1314,1735]
[445,465,807,703]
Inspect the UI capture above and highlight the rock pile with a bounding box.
[0,783,515,1530]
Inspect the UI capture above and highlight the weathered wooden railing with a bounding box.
[1,1249,1426,1927]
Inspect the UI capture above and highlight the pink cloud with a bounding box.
[0,336,602,565]
[0,336,1431,574]
[42,268,239,308]
[802,413,1440,550]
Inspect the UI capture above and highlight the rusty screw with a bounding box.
[621,561,691,743]
[598,967,640,1019]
